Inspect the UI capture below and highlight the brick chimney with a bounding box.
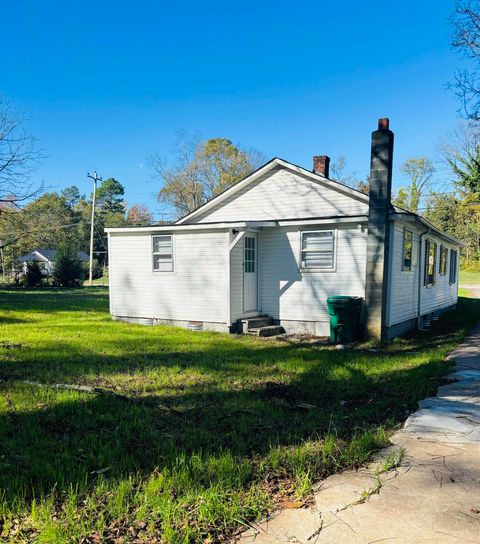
[364,118,394,341]
[313,155,330,178]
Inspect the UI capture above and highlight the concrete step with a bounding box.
[241,316,273,329]
[247,325,285,337]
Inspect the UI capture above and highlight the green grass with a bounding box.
[89,273,109,287]
[0,288,479,543]
[459,270,480,285]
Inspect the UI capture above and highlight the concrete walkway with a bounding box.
[238,313,480,543]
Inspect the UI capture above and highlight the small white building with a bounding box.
[106,119,463,340]
[16,248,90,276]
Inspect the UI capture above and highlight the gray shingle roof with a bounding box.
[16,249,90,262]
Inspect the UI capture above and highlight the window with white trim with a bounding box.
[402,228,413,270]
[439,245,448,276]
[152,235,173,272]
[424,239,437,287]
[450,249,458,284]
[300,230,335,270]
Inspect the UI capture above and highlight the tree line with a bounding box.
[0,122,263,280]
[0,176,153,276]
[1,1,480,279]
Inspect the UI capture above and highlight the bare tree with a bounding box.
[0,96,42,208]
[451,1,480,120]
[149,132,265,218]
[0,97,43,265]
[330,155,369,193]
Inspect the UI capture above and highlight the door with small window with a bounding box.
[243,233,258,312]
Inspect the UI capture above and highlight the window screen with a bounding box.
[152,235,173,272]
[301,231,334,269]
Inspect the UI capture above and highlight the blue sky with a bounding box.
[2,0,465,219]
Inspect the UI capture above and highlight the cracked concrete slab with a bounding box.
[236,314,480,544]
[404,322,480,443]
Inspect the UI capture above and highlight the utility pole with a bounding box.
[87,171,102,286]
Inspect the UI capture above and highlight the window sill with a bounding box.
[299,267,336,273]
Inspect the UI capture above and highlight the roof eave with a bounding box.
[390,212,466,247]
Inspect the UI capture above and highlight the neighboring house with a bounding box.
[16,249,90,276]
[106,119,463,340]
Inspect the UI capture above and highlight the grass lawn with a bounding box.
[460,270,480,285]
[0,288,479,543]
[90,274,109,287]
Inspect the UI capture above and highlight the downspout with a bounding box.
[417,225,430,329]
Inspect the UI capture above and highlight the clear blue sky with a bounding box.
[2,0,465,219]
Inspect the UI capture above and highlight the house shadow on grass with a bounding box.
[0,293,479,515]
[0,361,443,503]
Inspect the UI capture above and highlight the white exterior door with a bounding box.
[243,233,258,312]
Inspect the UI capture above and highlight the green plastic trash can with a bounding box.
[327,296,363,344]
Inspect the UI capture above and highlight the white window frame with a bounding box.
[152,234,174,273]
[402,228,413,271]
[424,238,437,288]
[244,235,256,274]
[449,249,458,285]
[299,229,336,272]
[439,245,448,276]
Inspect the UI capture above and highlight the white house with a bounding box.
[16,248,90,276]
[106,119,463,340]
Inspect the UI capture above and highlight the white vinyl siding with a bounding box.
[260,225,367,331]
[229,234,244,321]
[387,222,460,326]
[109,231,229,324]
[420,236,459,315]
[300,230,335,270]
[192,167,368,223]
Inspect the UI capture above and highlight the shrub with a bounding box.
[91,259,104,280]
[81,259,104,281]
[25,261,43,287]
[461,259,480,273]
[53,245,85,287]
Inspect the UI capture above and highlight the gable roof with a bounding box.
[16,249,90,262]
[175,157,369,225]
[172,156,464,246]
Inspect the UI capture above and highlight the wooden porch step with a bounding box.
[247,325,285,337]
[241,316,273,329]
